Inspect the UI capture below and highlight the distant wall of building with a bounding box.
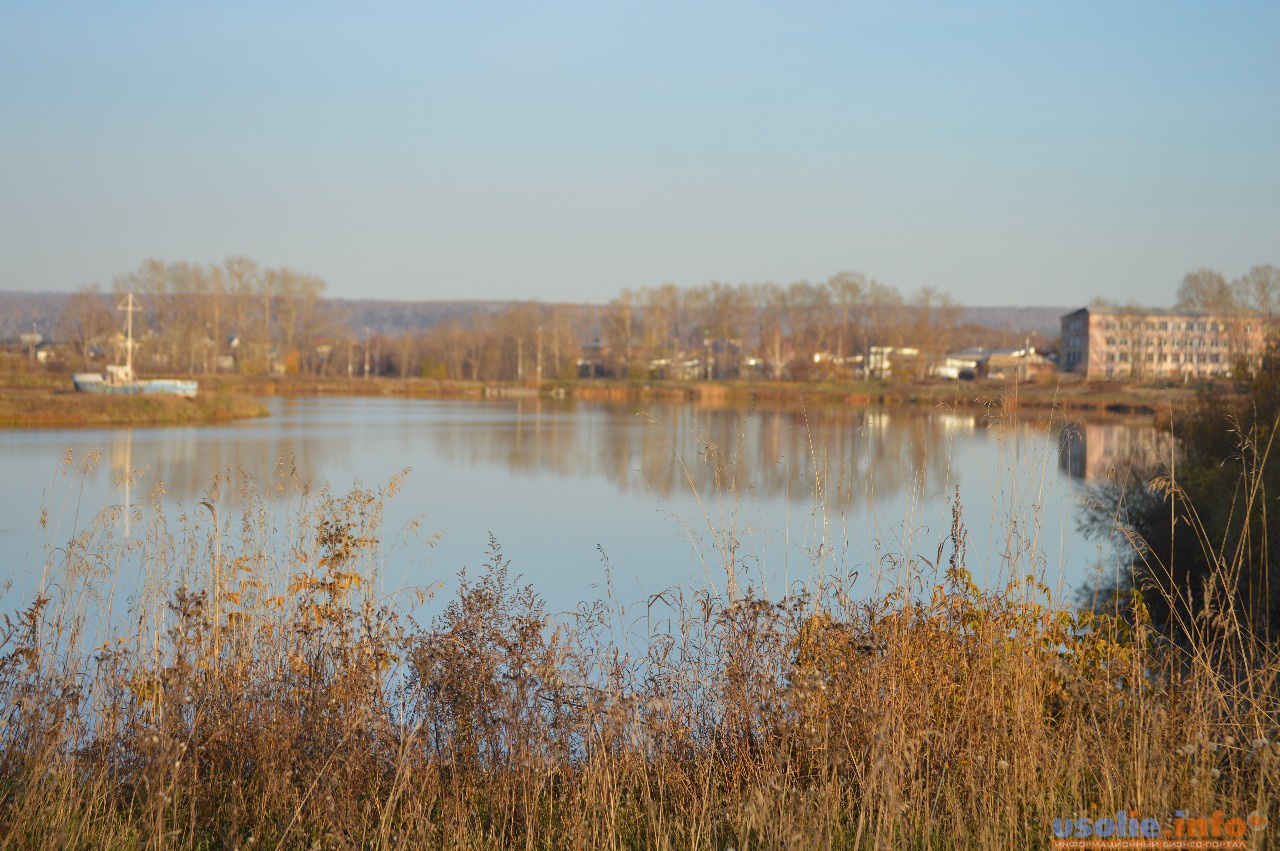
[1060,308,1264,380]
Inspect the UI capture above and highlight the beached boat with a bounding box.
[72,294,199,398]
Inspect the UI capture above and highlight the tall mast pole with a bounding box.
[126,294,134,375]
[119,293,140,377]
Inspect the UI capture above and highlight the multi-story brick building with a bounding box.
[1060,307,1265,380]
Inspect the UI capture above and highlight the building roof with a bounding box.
[1063,306,1261,320]
[941,346,1041,362]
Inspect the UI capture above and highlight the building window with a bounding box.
[1160,322,1168,331]
[1198,323,1207,332]
[1105,322,1116,330]
[1106,354,1116,362]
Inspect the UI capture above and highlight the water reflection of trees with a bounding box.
[99,429,326,504]
[426,401,1068,512]
[83,401,1155,512]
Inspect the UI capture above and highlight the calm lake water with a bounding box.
[0,397,1167,617]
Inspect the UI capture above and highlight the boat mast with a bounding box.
[118,293,140,376]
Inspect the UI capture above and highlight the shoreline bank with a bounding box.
[204,374,1196,417]
[0,385,269,429]
[0,371,1207,428]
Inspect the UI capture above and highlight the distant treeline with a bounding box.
[7,258,1275,381]
[12,259,1048,381]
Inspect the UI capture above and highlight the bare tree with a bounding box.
[787,281,831,365]
[1176,268,1236,314]
[56,285,115,369]
[1233,263,1280,328]
[862,281,906,349]
[203,263,228,373]
[758,283,794,379]
[828,271,867,362]
[269,268,326,374]
[223,256,262,373]
[601,290,640,377]
[908,287,960,378]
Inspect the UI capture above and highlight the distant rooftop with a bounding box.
[1062,306,1260,320]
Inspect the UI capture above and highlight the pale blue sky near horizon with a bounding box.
[1,2,1276,306]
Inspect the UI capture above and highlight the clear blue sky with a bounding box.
[1,2,1276,305]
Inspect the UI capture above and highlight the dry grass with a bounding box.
[0,411,1277,850]
[0,388,268,429]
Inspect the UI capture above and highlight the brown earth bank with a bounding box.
[208,372,1205,419]
[560,375,1201,418]
[0,385,268,428]
[0,370,1215,427]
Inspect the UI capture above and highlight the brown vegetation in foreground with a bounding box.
[1,417,1277,850]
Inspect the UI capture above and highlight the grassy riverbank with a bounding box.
[0,386,269,428]
[1,424,1275,848]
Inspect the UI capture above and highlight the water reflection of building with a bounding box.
[1057,421,1175,481]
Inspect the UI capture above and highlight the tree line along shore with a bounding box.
[2,255,1273,427]
[7,257,1275,386]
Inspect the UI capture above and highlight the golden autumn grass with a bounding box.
[0,387,268,428]
[0,411,1277,849]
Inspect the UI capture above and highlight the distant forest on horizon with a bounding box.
[0,289,1069,346]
